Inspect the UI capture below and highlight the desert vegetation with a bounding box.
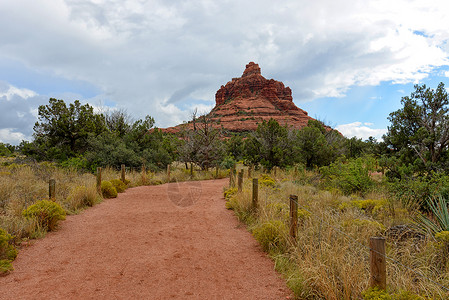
[225,165,449,299]
[1,82,449,298]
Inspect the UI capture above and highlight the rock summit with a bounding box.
[163,62,315,133]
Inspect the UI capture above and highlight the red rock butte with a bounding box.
[163,62,315,133]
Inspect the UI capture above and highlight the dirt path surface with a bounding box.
[0,179,291,299]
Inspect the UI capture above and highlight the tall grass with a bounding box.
[225,167,449,299]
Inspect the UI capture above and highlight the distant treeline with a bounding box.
[2,82,449,209]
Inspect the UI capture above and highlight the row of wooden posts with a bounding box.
[230,167,387,290]
[49,164,174,200]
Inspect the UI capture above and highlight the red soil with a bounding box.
[0,179,292,299]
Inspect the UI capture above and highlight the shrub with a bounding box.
[259,174,276,188]
[101,181,117,198]
[224,187,238,199]
[0,229,17,261]
[339,199,387,217]
[22,200,66,231]
[110,179,126,193]
[0,259,13,275]
[320,156,376,195]
[342,218,385,234]
[416,196,449,235]
[66,185,100,211]
[252,220,288,253]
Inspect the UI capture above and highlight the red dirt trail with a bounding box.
[0,179,292,299]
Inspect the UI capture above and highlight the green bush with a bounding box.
[0,259,13,275]
[320,156,376,195]
[0,229,17,261]
[388,173,449,210]
[252,220,287,253]
[101,181,118,198]
[110,179,126,193]
[22,200,66,231]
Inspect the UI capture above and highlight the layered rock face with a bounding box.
[163,62,314,133]
[210,62,312,132]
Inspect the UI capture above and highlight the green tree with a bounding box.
[0,143,14,156]
[31,98,106,160]
[85,116,175,171]
[296,120,342,168]
[226,134,245,161]
[384,82,449,171]
[244,119,295,170]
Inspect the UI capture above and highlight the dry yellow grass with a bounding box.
[226,168,449,299]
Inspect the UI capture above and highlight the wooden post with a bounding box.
[141,164,146,184]
[230,166,235,187]
[215,166,219,178]
[238,169,243,192]
[274,166,277,178]
[229,168,233,187]
[252,178,258,209]
[96,167,102,196]
[248,166,252,178]
[121,164,126,182]
[370,237,387,290]
[49,179,56,200]
[167,164,171,182]
[289,195,298,239]
[190,163,194,177]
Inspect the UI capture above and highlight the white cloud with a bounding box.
[0,128,28,144]
[0,85,36,101]
[336,122,387,140]
[0,0,449,137]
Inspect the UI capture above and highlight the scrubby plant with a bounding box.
[342,218,386,234]
[0,229,17,261]
[0,228,18,275]
[66,185,100,211]
[22,200,66,231]
[101,181,118,198]
[0,259,13,275]
[252,220,288,253]
[110,179,126,193]
[224,187,237,199]
[320,156,376,195]
[415,196,449,235]
[259,174,276,188]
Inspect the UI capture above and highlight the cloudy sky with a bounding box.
[1,0,449,144]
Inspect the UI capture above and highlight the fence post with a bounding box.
[370,237,386,290]
[248,166,252,178]
[167,164,171,182]
[252,178,258,209]
[238,169,243,192]
[230,166,235,187]
[215,166,219,178]
[121,164,126,182]
[97,167,102,196]
[289,195,298,240]
[49,179,56,200]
